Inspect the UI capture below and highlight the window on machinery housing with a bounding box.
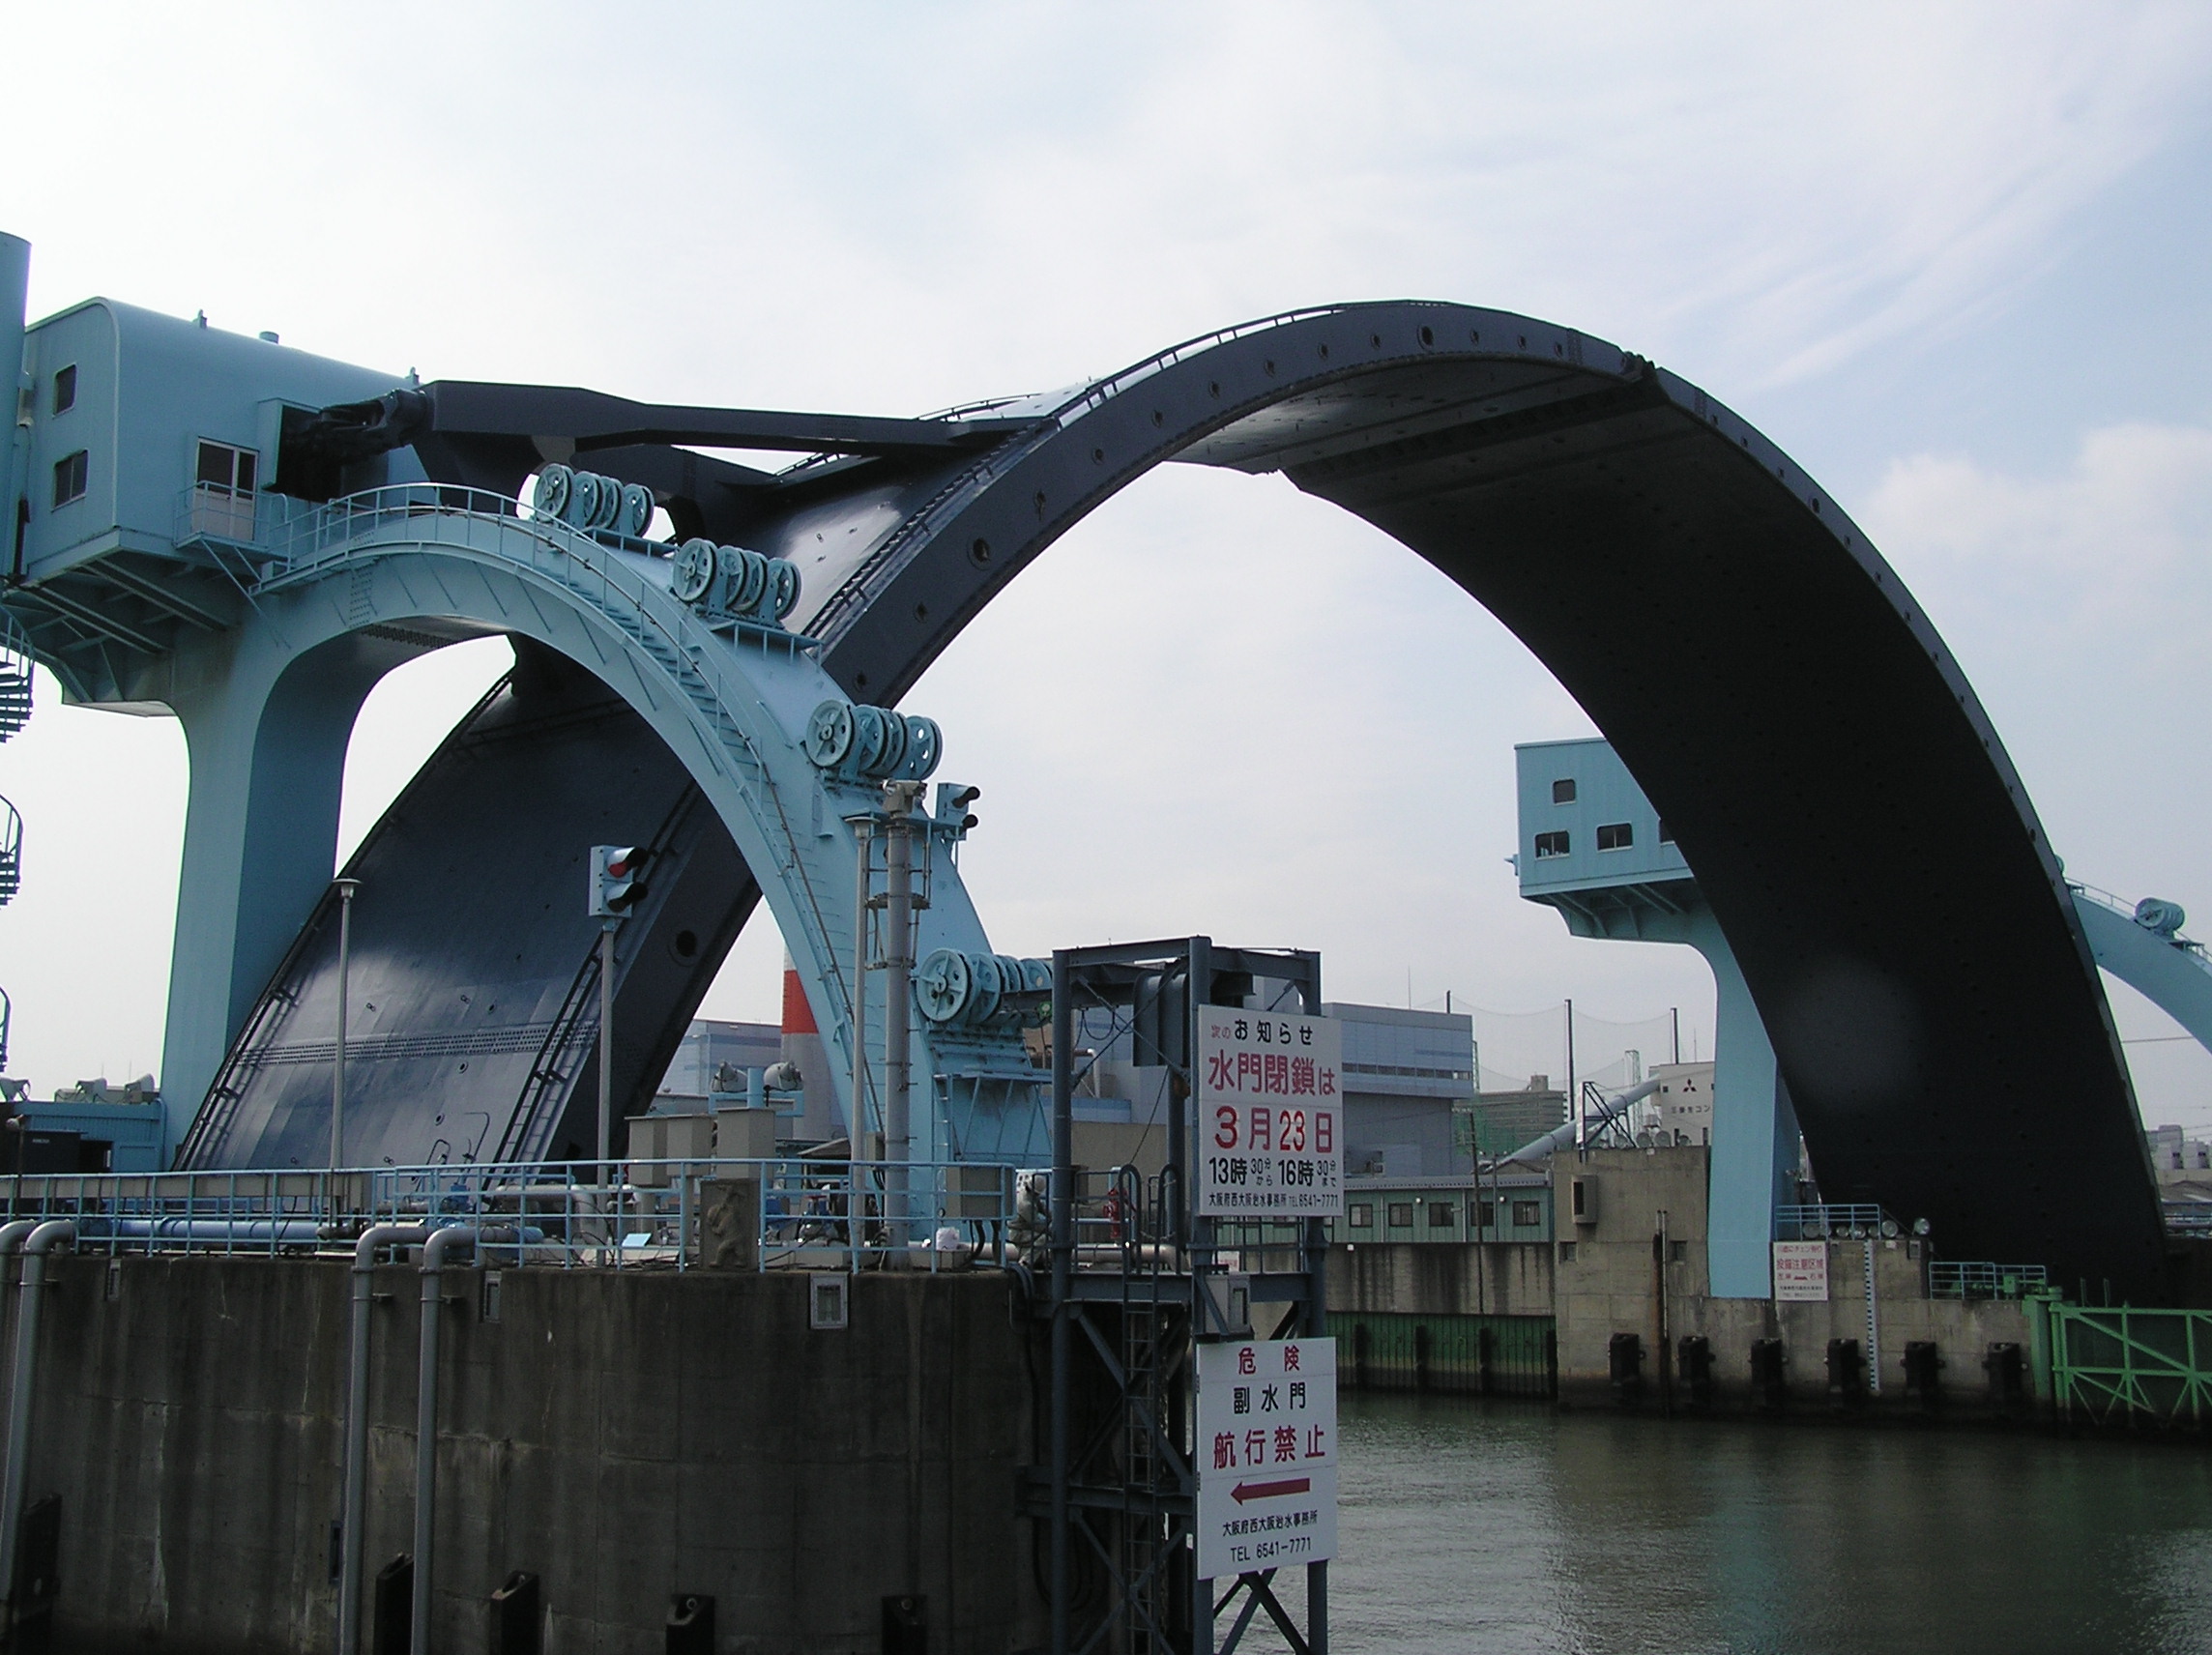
[51,450,87,508]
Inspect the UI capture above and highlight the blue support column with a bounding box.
[1513,740,1797,1300]
[1686,908,1794,1297]
[159,628,419,1161]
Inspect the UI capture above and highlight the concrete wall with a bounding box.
[1548,1146,2038,1411]
[1326,1148,2049,1416]
[1328,1241,1553,1320]
[25,1256,1041,1655]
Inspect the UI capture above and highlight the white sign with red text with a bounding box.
[1195,1337,1337,1581]
[1196,1008,1344,1218]
[1773,1240,1830,1302]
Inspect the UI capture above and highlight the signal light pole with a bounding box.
[330,878,360,1172]
[589,847,644,1175]
[598,919,619,1167]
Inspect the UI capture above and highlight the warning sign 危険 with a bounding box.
[1195,1337,1336,1581]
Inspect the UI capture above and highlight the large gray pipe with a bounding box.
[1493,1076,1665,1168]
[0,1219,73,1606]
[412,1226,477,1655]
[339,1225,427,1655]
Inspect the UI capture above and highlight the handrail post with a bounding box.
[339,1224,428,1655]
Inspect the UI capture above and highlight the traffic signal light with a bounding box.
[589,846,646,917]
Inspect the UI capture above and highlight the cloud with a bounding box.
[1865,421,2212,640]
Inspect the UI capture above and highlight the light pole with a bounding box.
[587,846,644,1178]
[330,878,360,1172]
[597,917,620,1168]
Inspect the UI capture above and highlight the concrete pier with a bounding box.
[19,1259,1039,1654]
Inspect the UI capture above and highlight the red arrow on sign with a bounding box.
[1231,1477,1311,1504]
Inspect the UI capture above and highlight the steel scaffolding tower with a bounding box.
[1036,939,1328,1655]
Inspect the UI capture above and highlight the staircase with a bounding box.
[0,795,19,906]
[0,609,30,740]
[0,611,26,1084]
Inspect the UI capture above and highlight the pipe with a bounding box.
[597,920,618,1169]
[851,819,872,1148]
[0,1219,73,1607]
[340,1224,427,1655]
[332,878,360,1171]
[0,1220,40,1482]
[1048,951,1071,1655]
[3,233,30,586]
[1495,1076,1665,1168]
[75,1217,330,1245]
[883,798,916,1238]
[413,1226,477,1655]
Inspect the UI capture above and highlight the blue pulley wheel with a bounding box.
[900,715,942,780]
[671,539,718,604]
[915,948,972,1024]
[589,472,625,531]
[726,547,768,615]
[567,472,602,529]
[850,706,893,776]
[767,559,801,621]
[871,709,911,779]
[531,464,572,520]
[963,953,1004,1024]
[803,700,856,769]
[619,483,655,537]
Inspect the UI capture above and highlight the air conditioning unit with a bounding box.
[1569,1175,1599,1227]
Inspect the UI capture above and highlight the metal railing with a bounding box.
[806,302,1410,642]
[2165,1202,2212,1236]
[0,794,17,905]
[1928,1261,2049,1299]
[2048,1303,2212,1428]
[1773,1204,1900,1240]
[0,1157,1017,1274]
[2068,878,2209,960]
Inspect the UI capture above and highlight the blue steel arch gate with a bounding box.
[176,303,2161,1292]
[142,484,1036,1172]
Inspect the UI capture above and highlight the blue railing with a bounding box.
[1773,1203,1900,1240]
[0,1156,1016,1274]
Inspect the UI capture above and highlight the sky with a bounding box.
[3,1,2210,1132]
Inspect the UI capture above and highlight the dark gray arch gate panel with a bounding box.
[180,640,759,1171]
[192,303,2167,1295]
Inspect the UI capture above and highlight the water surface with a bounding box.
[1260,1394,2212,1654]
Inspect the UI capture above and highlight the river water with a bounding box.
[1264,1394,2212,1655]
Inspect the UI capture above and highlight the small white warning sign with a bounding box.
[1194,1337,1337,1582]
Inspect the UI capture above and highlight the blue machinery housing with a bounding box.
[0,232,2171,1298]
